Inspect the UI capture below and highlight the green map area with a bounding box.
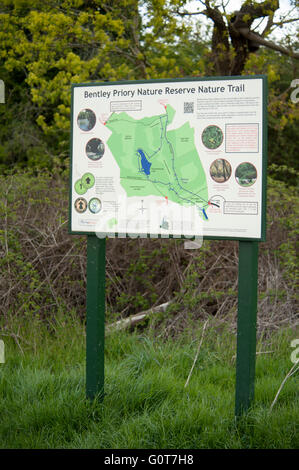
[106,105,209,215]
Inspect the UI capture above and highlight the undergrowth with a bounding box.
[0,171,298,338]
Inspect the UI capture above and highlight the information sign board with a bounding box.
[70,76,267,240]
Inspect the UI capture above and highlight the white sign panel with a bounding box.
[70,76,267,240]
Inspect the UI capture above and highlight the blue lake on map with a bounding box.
[137,149,152,175]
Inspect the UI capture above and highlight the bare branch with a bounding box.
[239,27,299,59]
[175,8,207,17]
[270,362,299,411]
[184,320,209,388]
[106,301,173,334]
[273,17,299,26]
[261,12,274,36]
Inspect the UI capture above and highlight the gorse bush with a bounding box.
[0,2,298,184]
[0,171,298,336]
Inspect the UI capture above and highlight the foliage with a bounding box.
[0,171,297,335]
[244,49,299,184]
[0,0,142,168]
[0,0,298,180]
[266,176,299,285]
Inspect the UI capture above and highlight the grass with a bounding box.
[0,313,298,449]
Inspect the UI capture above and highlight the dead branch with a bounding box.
[238,28,299,59]
[184,319,209,388]
[270,362,299,411]
[106,301,172,334]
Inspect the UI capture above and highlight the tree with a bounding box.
[0,0,142,168]
[170,0,299,76]
[0,0,298,178]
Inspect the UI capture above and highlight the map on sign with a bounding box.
[70,77,267,240]
[106,105,208,214]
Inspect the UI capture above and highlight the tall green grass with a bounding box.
[0,314,298,449]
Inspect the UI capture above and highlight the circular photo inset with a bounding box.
[81,172,95,190]
[74,197,87,213]
[77,109,96,131]
[74,179,87,195]
[202,125,223,149]
[235,162,257,187]
[209,159,232,183]
[86,138,105,161]
[88,197,102,214]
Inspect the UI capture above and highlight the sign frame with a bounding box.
[69,75,268,242]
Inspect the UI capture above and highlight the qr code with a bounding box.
[184,102,194,113]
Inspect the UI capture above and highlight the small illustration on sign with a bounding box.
[75,173,95,195]
[209,158,232,183]
[77,108,96,131]
[235,162,257,187]
[75,179,87,195]
[88,197,102,214]
[82,172,95,189]
[86,138,105,161]
[202,125,223,149]
[74,197,87,213]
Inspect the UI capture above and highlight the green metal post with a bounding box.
[86,235,106,401]
[235,240,259,417]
